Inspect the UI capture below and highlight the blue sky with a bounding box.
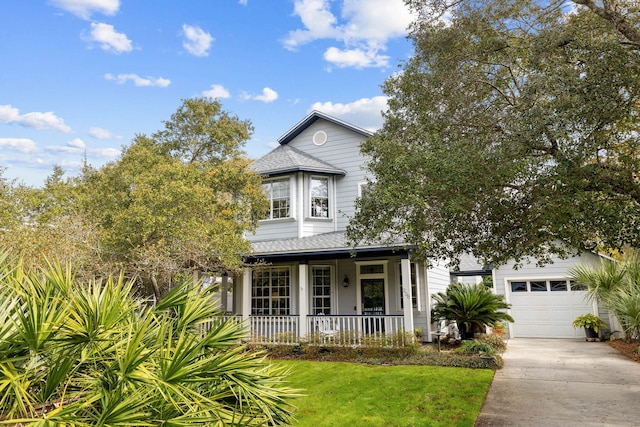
[0,0,415,187]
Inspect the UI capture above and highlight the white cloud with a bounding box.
[84,22,133,54]
[284,0,340,49]
[0,105,72,133]
[49,0,120,20]
[309,96,388,130]
[238,0,248,5]
[283,0,414,68]
[104,73,171,87]
[0,138,38,153]
[46,138,120,158]
[46,138,86,153]
[89,127,116,139]
[182,24,214,57]
[323,46,389,68]
[202,84,231,99]
[93,147,121,157]
[254,87,278,103]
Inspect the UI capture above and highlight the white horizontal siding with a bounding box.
[286,120,370,232]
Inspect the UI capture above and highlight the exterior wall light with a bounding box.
[343,275,350,287]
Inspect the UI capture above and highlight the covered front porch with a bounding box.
[208,237,452,346]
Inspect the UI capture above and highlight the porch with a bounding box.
[207,314,409,347]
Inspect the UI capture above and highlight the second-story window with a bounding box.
[310,177,329,218]
[262,178,290,219]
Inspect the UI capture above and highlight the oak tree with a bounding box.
[348,0,640,267]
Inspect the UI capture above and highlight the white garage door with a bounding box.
[508,279,594,338]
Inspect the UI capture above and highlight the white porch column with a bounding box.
[298,263,309,338]
[401,257,415,337]
[241,267,252,323]
[220,274,229,313]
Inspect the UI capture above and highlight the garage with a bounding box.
[507,278,594,338]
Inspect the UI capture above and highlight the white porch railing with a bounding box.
[307,315,406,347]
[250,315,301,345]
[200,315,408,347]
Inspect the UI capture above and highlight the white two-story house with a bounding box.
[223,111,451,344]
[217,111,609,343]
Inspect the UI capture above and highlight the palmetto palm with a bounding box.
[432,283,514,340]
[0,253,298,426]
[571,255,640,341]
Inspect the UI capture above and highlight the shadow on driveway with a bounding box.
[475,338,640,427]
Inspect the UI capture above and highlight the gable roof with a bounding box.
[250,144,346,176]
[277,110,373,145]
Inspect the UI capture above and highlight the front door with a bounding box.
[361,278,385,332]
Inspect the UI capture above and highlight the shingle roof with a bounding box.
[250,144,345,176]
[250,231,407,256]
[450,253,491,274]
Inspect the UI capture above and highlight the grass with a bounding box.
[278,360,494,427]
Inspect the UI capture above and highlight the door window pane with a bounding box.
[510,281,527,292]
[530,281,547,292]
[550,280,568,292]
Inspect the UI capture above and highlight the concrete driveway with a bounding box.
[475,338,640,427]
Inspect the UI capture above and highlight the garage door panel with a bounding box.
[509,280,593,338]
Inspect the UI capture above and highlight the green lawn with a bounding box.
[279,360,494,427]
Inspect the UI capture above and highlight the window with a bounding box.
[262,179,290,219]
[510,281,527,292]
[509,279,572,293]
[310,177,329,218]
[530,281,547,292]
[570,280,588,291]
[399,262,418,309]
[312,266,332,314]
[251,267,290,315]
[360,264,384,275]
[550,280,568,292]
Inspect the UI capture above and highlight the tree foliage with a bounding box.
[347,0,640,267]
[0,166,100,275]
[1,99,267,300]
[0,253,298,425]
[81,98,267,299]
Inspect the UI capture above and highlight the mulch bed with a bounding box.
[609,340,640,363]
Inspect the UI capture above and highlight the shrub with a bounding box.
[0,253,298,425]
[456,340,497,356]
[432,283,515,339]
[476,333,507,353]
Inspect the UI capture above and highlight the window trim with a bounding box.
[397,261,419,311]
[506,278,580,296]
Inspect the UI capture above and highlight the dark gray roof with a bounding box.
[450,253,492,275]
[250,144,345,176]
[250,231,408,257]
[278,110,373,145]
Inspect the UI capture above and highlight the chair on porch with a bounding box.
[315,314,339,338]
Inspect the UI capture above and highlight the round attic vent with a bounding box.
[313,130,328,146]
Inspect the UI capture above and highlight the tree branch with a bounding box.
[573,0,640,46]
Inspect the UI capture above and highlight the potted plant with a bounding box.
[572,313,606,340]
[491,321,505,335]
